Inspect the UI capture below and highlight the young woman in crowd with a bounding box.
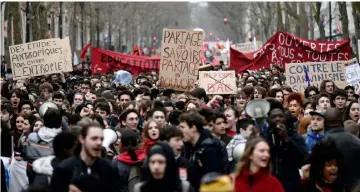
[134,142,193,192]
[305,86,320,99]
[141,119,161,154]
[32,118,44,132]
[252,86,266,99]
[268,88,284,104]
[287,92,303,121]
[301,138,348,192]
[342,101,359,122]
[234,137,285,192]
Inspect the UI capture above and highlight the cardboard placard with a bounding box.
[285,59,356,92]
[9,37,72,80]
[199,71,236,94]
[159,28,204,91]
[345,60,360,89]
[232,41,263,53]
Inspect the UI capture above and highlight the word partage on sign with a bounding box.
[199,71,237,94]
[159,28,204,92]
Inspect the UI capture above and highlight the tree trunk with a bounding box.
[353,3,360,40]
[338,2,349,40]
[299,2,308,38]
[11,2,22,45]
[31,2,39,41]
[80,3,84,48]
[277,2,284,31]
[71,3,77,51]
[38,3,48,39]
[51,10,55,38]
[5,2,12,65]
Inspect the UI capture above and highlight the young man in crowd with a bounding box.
[117,90,135,110]
[50,119,120,192]
[161,125,196,188]
[1,103,13,129]
[265,98,307,192]
[179,111,228,191]
[303,111,326,152]
[147,108,166,128]
[320,79,335,95]
[332,89,347,110]
[226,119,254,172]
[19,100,34,117]
[316,93,331,112]
[345,85,356,101]
[344,120,359,137]
[52,92,65,108]
[211,113,232,145]
[120,109,141,139]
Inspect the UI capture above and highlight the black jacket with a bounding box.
[176,156,197,190]
[327,128,360,189]
[264,128,308,192]
[50,156,121,192]
[182,132,228,191]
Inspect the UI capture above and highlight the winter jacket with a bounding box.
[300,179,349,192]
[264,129,308,192]
[176,156,197,190]
[326,128,360,189]
[50,156,121,192]
[234,168,285,192]
[226,134,247,162]
[302,129,326,152]
[112,150,146,192]
[182,132,228,191]
[220,134,232,145]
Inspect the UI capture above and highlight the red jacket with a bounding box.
[234,168,285,192]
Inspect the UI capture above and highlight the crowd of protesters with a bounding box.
[1,60,360,192]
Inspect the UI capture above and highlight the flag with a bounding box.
[73,52,79,65]
[80,42,92,59]
[132,44,142,56]
[303,65,310,87]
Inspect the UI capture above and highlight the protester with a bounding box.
[301,138,348,192]
[265,98,307,192]
[303,111,326,152]
[134,142,193,192]
[234,137,285,192]
[50,118,121,192]
[180,111,228,191]
[113,128,146,192]
[28,132,77,187]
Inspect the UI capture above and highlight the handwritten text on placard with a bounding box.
[159,28,204,91]
[9,37,72,80]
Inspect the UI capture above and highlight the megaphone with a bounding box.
[102,129,118,151]
[38,101,58,118]
[233,142,246,162]
[245,99,270,130]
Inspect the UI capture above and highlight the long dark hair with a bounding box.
[121,129,139,161]
[141,142,182,192]
[342,101,359,122]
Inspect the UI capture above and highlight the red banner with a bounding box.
[230,31,351,73]
[91,47,160,75]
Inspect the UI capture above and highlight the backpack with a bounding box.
[128,165,141,192]
[25,133,53,163]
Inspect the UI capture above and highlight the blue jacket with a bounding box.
[302,129,325,152]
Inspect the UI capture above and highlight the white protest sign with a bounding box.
[199,70,236,94]
[345,62,360,89]
[232,41,263,53]
[9,37,72,80]
[159,28,204,91]
[285,59,356,93]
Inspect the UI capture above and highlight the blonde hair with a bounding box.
[235,137,271,176]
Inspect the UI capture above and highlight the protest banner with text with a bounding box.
[285,59,356,92]
[159,28,204,91]
[9,37,72,80]
[232,41,263,53]
[199,71,236,94]
[230,31,351,73]
[91,47,160,76]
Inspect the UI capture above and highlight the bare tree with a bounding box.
[338,2,349,40]
[309,2,326,40]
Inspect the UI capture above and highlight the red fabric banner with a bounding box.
[80,42,92,59]
[230,31,351,73]
[132,44,143,56]
[91,47,160,76]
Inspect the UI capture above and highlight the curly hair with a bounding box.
[287,92,303,106]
